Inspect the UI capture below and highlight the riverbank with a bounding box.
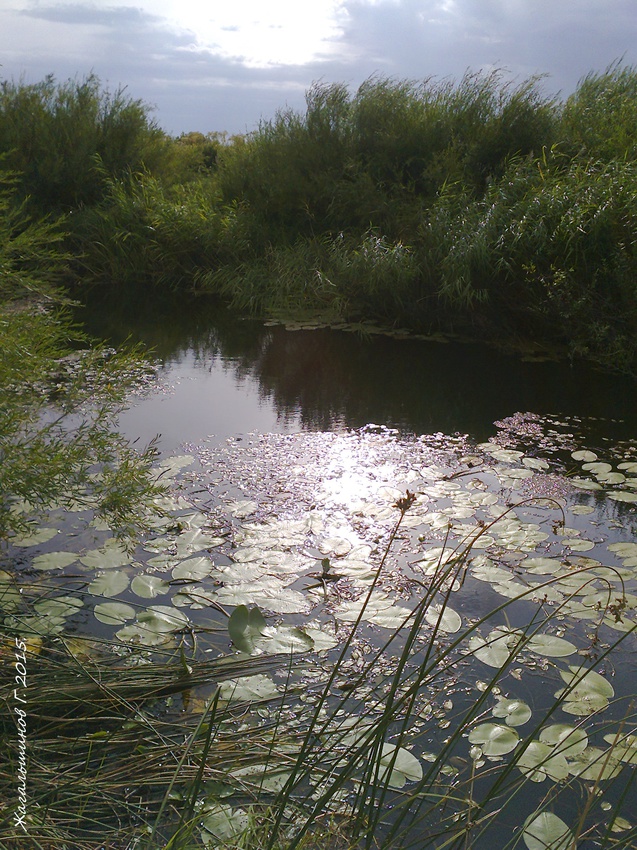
[1,64,637,376]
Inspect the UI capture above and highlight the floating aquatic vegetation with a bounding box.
[2,421,637,848]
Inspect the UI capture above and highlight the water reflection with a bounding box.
[77,289,637,449]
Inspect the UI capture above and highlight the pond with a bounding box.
[5,290,637,849]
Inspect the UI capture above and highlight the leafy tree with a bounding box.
[0,74,173,214]
[0,170,163,542]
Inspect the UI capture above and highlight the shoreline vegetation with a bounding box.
[0,62,636,375]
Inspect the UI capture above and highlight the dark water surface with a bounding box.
[78,290,637,451]
[48,290,637,848]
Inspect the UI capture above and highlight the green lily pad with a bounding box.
[608,541,637,559]
[607,490,637,503]
[88,570,130,598]
[517,741,570,782]
[5,612,67,636]
[137,605,189,633]
[256,625,314,655]
[201,803,249,845]
[34,596,83,618]
[218,673,280,702]
[227,499,258,518]
[572,450,598,462]
[11,527,58,547]
[492,698,532,727]
[171,556,214,580]
[570,505,594,516]
[526,634,577,658]
[424,604,462,634]
[154,454,195,479]
[303,626,339,652]
[130,574,170,599]
[524,557,563,574]
[94,601,136,625]
[522,812,574,850]
[377,743,423,789]
[468,723,519,756]
[602,733,637,764]
[228,604,267,654]
[522,457,550,470]
[563,538,595,552]
[568,747,623,780]
[31,551,78,570]
[582,461,612,474]
[540,725,588,757]
[597,471,626,484]
[80,540,132,569]
[115,623,173,646]
[469,627,522,668]
[556,666,614,715]
[569,478,603,491]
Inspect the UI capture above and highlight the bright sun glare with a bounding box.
[163,0,347,67]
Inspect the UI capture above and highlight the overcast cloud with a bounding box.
[1,1,635,136]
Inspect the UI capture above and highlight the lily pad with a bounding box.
[228,604,267,654]
[88,570,130,598]
[469,627,522,668]
[607,490,637,503]
[93,601,136,625]
[468,723,519,756]
[522,812,574,850]
[572,450,597,462]
[569,478,603,491]
[34,596,83,618]
[130,574,170,599]
[602,733,637,764]
[11,527,58,547]
[556,666,614,715]
[424,604,462,634]
[540,724,588,757]
[492,698,532,727]
[255,625,314,655]
[218,673,280,702]
[526,634,577,658]
[80,540,132,569]
[376,743,423,789]
[201,803,249,845]
[31,551,78,571]
[137,605,189,633]
[517,742,570,782]
[568,746,623,780]
[171,556,214,581]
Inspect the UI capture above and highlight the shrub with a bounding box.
[0,73,172,213]
[561,61,637,162]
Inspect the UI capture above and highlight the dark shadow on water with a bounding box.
[76,289,637,445]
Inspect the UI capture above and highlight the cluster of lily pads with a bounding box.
[3,415,637,848]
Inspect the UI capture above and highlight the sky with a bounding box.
[1,1,636,137]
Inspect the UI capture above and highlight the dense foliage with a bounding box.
[0,171,163,541]
[1,64,636,372]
